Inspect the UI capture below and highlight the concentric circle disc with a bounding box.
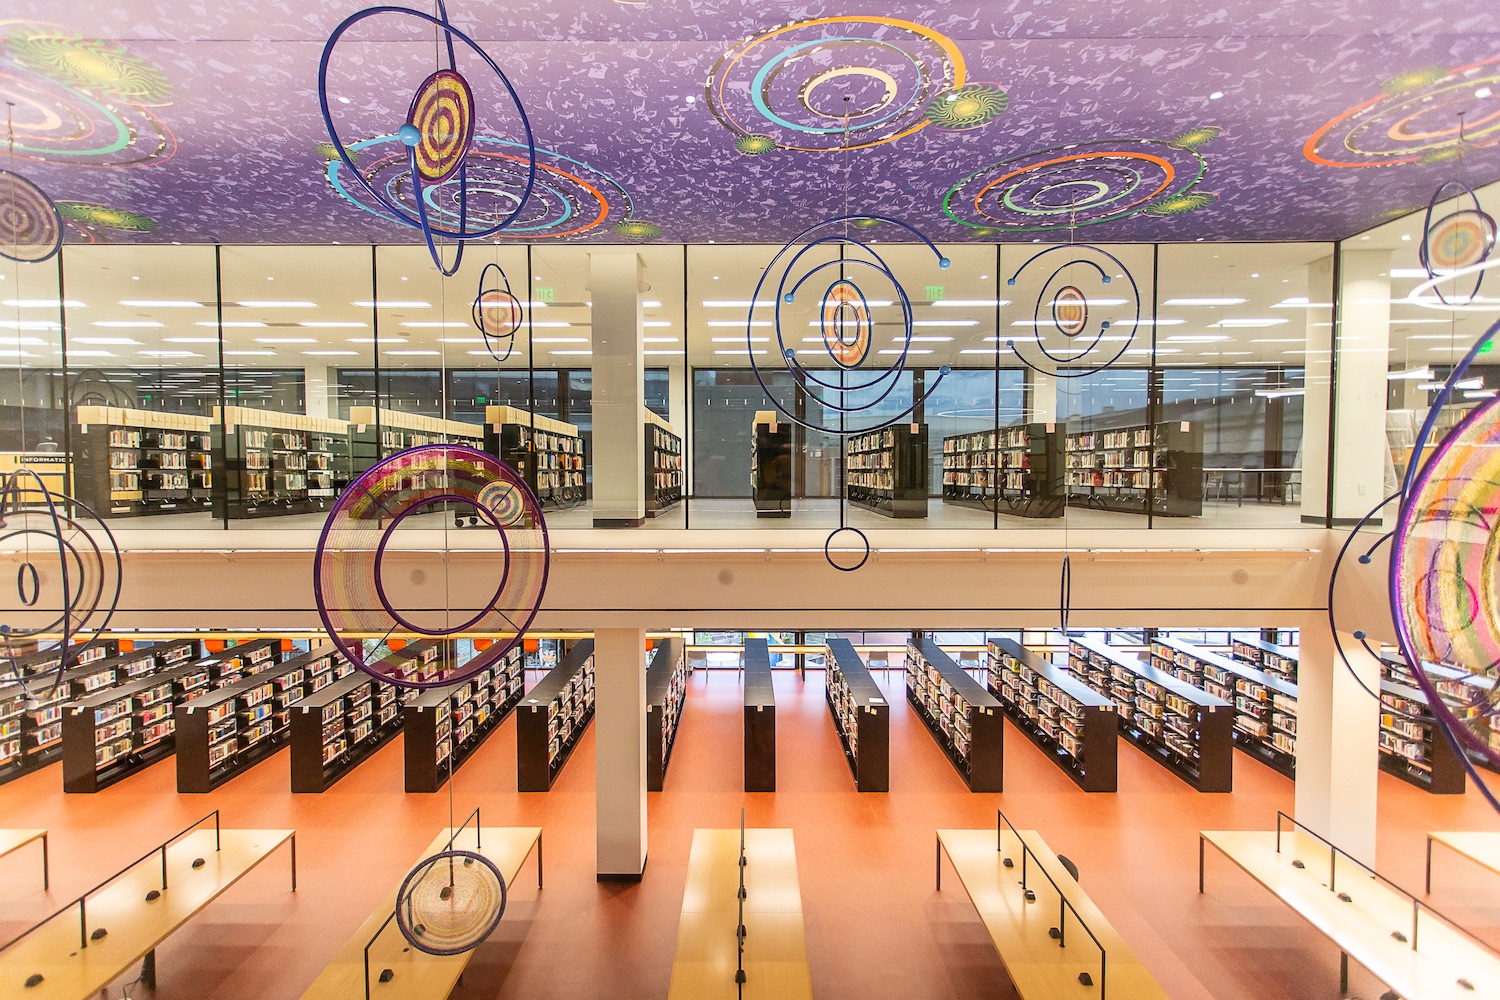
[1052,285,1088,337]
[1424,210,1497,272]
[1392,395,1500,764]
[474,288,522,339]
[0,170,62,263]
[396,850,507,956]
[820,280,872,367]
[313,445,548,689]
[407,69,475,184]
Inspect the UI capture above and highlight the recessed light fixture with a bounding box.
[1477,86,1493,99]
[4,298,84,308]
[644,321,672,328]
[73,336,141,345]
[1211,318,1289,328]
[223,350,277,356]
[1163,297,1245,306]
[1386,367,1433,381]
[383,349,441,356]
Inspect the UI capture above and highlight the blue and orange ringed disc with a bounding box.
[407,69,475,184]
[820,279,872,368]
[1052,285,1087,337]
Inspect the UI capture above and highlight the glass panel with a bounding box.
[0,255,66,505]
[60,244,220,526]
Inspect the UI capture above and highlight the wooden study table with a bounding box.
[0,827,295,1000]
[1201,829,1500,999]
[1426,831,1500,893]
[0,828,48,890]
[667,828,813,1000]
[936,828,1168,999]
[299,825,541,1000]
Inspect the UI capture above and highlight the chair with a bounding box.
[688,649,708,674]
[1057,854,1080,882]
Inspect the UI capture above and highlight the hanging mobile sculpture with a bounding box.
[317,1,536,274]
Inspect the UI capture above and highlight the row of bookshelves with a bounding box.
[1063,421,1202,516]
[646,414,684,517]
[646,639,688,791]
[987,639,1118,791]
[904,638,1003,791]
[518,640,596,791]
[743,638,777,791]
[403,644,528,792]
[940,424,1064,518]
[844,423,927,518]
[750,412,793,518]
[485,404,587,509]
[824,638,889,791]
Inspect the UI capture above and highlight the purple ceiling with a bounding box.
[1,0,1497,248]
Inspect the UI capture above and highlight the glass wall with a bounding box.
[5,190,1472,536]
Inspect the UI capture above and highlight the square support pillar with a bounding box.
[1294,624,1379,865]
[591,251,646,527]
[595,627,648,881]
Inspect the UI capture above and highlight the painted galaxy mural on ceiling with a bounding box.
[0,0,1495,247]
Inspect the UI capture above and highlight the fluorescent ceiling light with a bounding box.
[1271,298,1332,309]
[254,337,317,344]
[73,337,141,345]
[352,300,429,309]
[63,350,113,357]
[164,337,219,343]
[1454,377,1485,390]
[139,350,200,358]
[533,337,587,344]
[93,320,163,328]
[1111,319,1185,327]
[223,350,276,356]
[0,336,43,345]
[237,300,317,308]
[932,299,1010,307]
[347,337,403,344]
[959,348,1003,354]
[644,321,672,328]
[1163,297,1246,306]
[984,335,1040,343]
[383,349,441,356]
[644,350,680,356]
[197,320,266,328]
[1465,389,1497,399]
[643,300,662,308]
[1406,334,1473,340]
[1249,338,1305,344]
[644,337,678,343]
[529,321,572,328]
[0,320,59,330]
[550,349,593,356]
[1387,367,1433,380]
[714,349,765,355]
[907,336,954,342]
[879,348,932,354]
[1164,335,1230,343]
[1390,268,1429,279]
[119,300,201,308]
[5,298,83,308]
[438,337,483,344]
[299,321,367,328]
[1125,347,1182,354]
[1210,318,1288,328]
[1255,388,1305,399]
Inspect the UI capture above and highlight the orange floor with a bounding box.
[2,666,1498,1000]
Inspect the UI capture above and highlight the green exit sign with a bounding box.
[535,286,555,303]
[925,285,944,301]
[1482,340,1495,354]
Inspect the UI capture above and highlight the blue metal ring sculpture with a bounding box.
[0,470,122,697]
[317,2,536,275]
[1420,180,1496,307]
[472,262,522,363]
[1004,245,1141,378]
[824,526,870,573]
[749,215,951,437]
[395,848,508,956]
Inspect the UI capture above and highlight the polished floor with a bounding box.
[1,667,1495,1000]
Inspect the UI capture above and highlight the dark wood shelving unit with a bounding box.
[646,639,687,791]
[743,638,777,792]
[824,638,889,791]
[1068,637,1233,792]
[73,406,214,518]
[289,671,401,794]
[905,639,1003,792]
[175,645,348,793]
[1230,637,1299,684]
[404,645,527,793]
[989,639,1118,792]
[846,424,927,518]
[517,640,595,792]
[1378,677,1467,794]
[942,424,1065,517]
[61,661,214,793]
[645,414,684,517]
[1152,637,1297,779]
[484,406,587,510]
[751,412,792,518]
[1065,420,1203,516]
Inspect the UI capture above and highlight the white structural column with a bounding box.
[594,627,648,880]
[1301,250,1392,525]
[591,251,647,526]
[1294,625,1380,865]
[304,365,334,418]
[1028,370,1058,423]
